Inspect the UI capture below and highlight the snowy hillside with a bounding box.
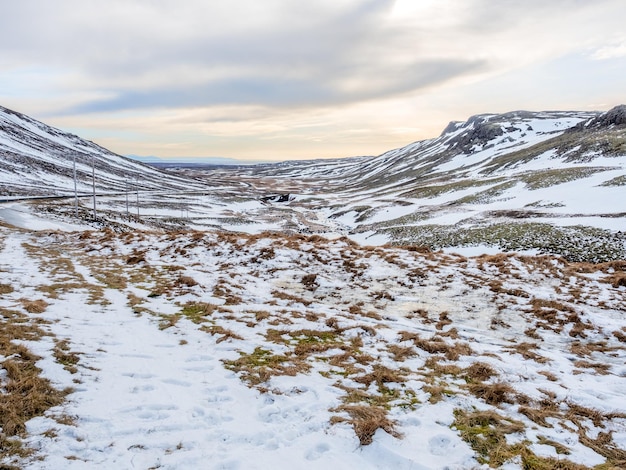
[0,105,205,198]
[193,106,626,261]
[1,104,625,260]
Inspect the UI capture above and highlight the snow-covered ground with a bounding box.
[2,104,626,467]
[1,224,625,469]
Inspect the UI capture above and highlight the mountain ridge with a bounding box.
[1,104,625,261]
[0,105,205,198]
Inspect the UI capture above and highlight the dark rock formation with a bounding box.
[569,105,626,132]
[444,116,504,154]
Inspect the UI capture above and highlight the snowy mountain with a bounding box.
[212,106,626,261]
[1,104,625,261]
[0,105,204,198]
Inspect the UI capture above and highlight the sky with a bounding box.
[1,0,625,161]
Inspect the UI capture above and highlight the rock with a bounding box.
[445,116,504,154]
[570,104,626,131]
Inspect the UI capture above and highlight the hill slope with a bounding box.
[203,106,626,260]
[0,105,204,198]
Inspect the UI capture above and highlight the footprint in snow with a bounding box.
[428,434,457,456]
[121,372,155,379]
[161,378,192,387]
[130,384,156,393]
[305,443,330,461]
[206,394,234,403]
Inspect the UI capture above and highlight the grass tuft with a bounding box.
[331,405,401,445]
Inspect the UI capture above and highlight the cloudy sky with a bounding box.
[1,0,625,161]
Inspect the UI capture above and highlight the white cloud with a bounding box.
[591,40,626,60]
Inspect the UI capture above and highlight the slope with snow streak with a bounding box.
[1,225,625,469]
[0,105,205,196]
[200,107,626,258]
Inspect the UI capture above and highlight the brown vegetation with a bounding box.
[331,405,401,445]
[21,299,48,313]
[0,308,69,465]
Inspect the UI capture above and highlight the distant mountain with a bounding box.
[126,155,267,166]
[0,105,205,198]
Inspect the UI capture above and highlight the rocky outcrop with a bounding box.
[570,105,626,132]
[444,115,504,154]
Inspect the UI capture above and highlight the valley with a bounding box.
[0,104,625,469]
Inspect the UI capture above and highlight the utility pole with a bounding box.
[125,179,129,217]
[92,156,97,219]
[73,154,78,217]
[136,179,140,217]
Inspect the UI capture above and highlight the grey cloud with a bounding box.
[6,0,481,114]
[67,57,484,113]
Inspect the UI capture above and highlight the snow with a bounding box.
[1,224,624,469]
[0,203,89,231]
[24,293,355,470]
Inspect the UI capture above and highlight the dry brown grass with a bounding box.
[506,342,550,363]
[348,304,383,320]
[530,298,576,314]
[331,405,401,445]
[252,310,271,322]
[179,301,219,323]
[524,327,542,339]
[0,283,14,294]
[422,384,454,404]
[223,347,307,386]
[213,282,243,305]
[158,314,180,330]
[94,270,128,290]
[126,293,144,308]
[613,329,626,343]
[605,272,626,288]
[199,325,244,343]
[53,339,81,374]
[452,408,524,467]
[573,360,611,375]
[538,370,558,381]
[386,344,417,361]
[468,382,516,405]
[464,362,497,382]
[125,251,146,265]
[353,365,407,389]
[455,406,594,469]
[21,299,49,313]
[271,290,313,307]
[0,308,69,465]
[570,340,616,357]
[400,332,473,360]
[564,402,626,466]
[435,311,452,330]
[422,356,463,377]
[518,405,558,428]
[301,273,318,290]
[512,391,626,467]
[176,275,198,287]
[578,432,626,467]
